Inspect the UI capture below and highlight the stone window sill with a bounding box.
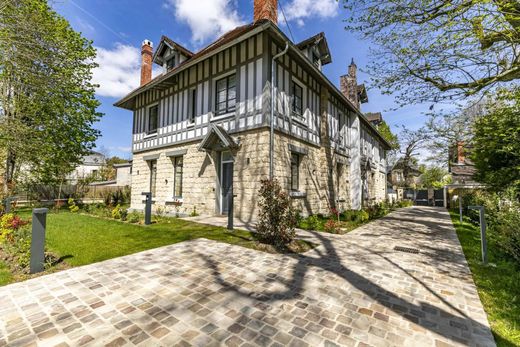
[289,191,307,199]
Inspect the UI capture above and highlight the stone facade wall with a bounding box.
[130,126,357,220]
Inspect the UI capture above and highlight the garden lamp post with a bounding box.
[468,205,488,265]
[142,192,152,225]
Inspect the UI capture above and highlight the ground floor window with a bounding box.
[173,156,183,198]
[149,160,157,197]
[290,153,300,191]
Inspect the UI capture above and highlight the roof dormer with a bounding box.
[153,36,194,73]
[296,32,332,71]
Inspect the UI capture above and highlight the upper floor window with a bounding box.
[312,51,321,68]
[292,82,303,117]
[216,74,236,116]
[189,89,197,124]
[166,56,175,70]
[148,105,158,134]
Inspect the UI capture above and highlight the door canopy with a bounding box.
[198,123,239,152]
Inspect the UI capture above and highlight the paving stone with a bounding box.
[0,208,496,347]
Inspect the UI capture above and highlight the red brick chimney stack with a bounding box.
[457,141,465,164]
[140,40,153,86]
[340,58,360,109]
[254,0,278,23]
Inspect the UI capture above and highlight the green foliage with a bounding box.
[257,179,297,246]
[376,120,399,150]
[462,189,520,266]
[450,211,520,346]
[0,213,31,270]
[472,88,520,196]
[67,198,79,213]
[102,187,131,207]
[111,204,128,221]
[0,0,102,191]
[356,210,370,223]
[420,166,451,189]
[342,0,520,104]
[306,215,320,230]
[323,219,341,234]
[127,211,142,224]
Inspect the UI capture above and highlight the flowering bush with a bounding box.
[0,214,28,244]
[329,207,340,221]
[324,219,341,234]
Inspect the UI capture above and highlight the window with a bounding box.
[166,56,175,70]
[148,105,158,134]
[215,74,236,116]
[290,153,300,191]
[149,160,157,197]
[189,89,197,124]
[173,156,183,198]
[292,82,303,116]
[312,51,321,68]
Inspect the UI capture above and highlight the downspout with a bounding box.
[270,43,289,180]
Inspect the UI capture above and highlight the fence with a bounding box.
[9,184,130,207]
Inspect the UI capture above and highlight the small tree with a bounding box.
[257,179,297,247]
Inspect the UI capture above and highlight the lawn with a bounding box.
[0,261,12,286]
[450,210,520,347]
[14,211,271,267]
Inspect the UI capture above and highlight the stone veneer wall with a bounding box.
[130,127,354,220]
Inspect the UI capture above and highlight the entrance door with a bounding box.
[220,151,234,215]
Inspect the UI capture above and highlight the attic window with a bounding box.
[312,51,320,68]
[166,56,175,70]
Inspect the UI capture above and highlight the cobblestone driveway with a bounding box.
[0,207,495,347]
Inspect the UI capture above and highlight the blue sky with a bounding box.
[52,0,430,160]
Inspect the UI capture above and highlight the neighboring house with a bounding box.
[67,151,106,183]
[364,112,383,126]
[115,0,391,219]
[388,157,422,189]
[89,162,133,188]
[449,141,477,185]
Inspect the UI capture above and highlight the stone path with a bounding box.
[0,207,495,346]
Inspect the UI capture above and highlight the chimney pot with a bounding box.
[140,39,153,86]
[254,0,278,23]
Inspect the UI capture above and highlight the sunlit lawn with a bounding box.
[0,261,12,286]
[15,211,267,267]
[450,210,520,347]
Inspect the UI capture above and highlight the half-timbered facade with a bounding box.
[115,0,391,219]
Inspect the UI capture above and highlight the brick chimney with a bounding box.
[340,58,360,109]
[457,141,465,164]
[140,39,153,86]
[254,0,278,23]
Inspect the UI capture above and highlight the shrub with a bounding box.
[68,198,79,213]
[127,211,142,224]
[355,210,370,223]
[324,219,341,234]
[257,179,297,247]
[111,204,128,220]
[306,215,320,230]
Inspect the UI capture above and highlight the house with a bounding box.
[67,151,106,183]
[114,0,391,219]
[88,161,133,188]
[365,112,383,126]
[449,141,477,185]
[388,157,422,189]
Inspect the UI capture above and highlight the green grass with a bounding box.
[450,210,520,347]
[0,260,12,286]
[16,211,269,267]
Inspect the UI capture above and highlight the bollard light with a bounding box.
[30,208,48,274]
[142,192,152,225]
[468,205,488,265]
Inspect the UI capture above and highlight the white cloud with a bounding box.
[282,0,338,25]
[92,43,162,98]
[165,0,244,44]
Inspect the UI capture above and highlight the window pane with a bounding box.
[217,78,227,92]
[150,160,157,197]
[227,86,236,101]
[290,154,299,191]
[228,74,236,87]
[174,157,183,197]
[149,105,158,133]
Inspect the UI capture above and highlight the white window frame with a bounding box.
[145,102,159,137]
[291,77,307,125]
[213,70,237,120]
